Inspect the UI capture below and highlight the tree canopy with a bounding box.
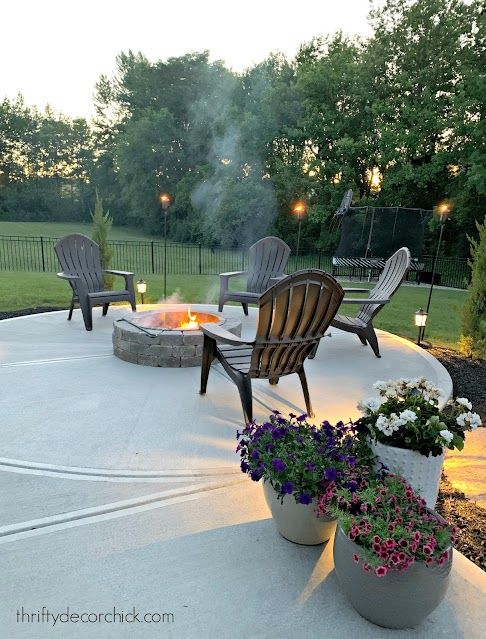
[0,0,484,254]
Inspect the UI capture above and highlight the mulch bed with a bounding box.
[429,346,486,572]
[1,310,485,570]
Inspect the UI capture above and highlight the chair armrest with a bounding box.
[341,298,390,305]
[57,272,80,281]
[220,271,248,279]
[342,287,370,293]
[105,269,134,277]
[201,323,255,347]
[268,274,287,286]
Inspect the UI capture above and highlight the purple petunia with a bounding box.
[240,460,249,473]
[281,481,295,494]
[324,467,338,481]
[298,492,312,505]
[296,414,308,423]
[271,458,287,473]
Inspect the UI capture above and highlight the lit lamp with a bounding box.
[292,200,308,258]
[422,200,453,341]
[414,308,427,345]
[137,278,147,305]
[159,192,171,299]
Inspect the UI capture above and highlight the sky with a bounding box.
[1,0,376,120]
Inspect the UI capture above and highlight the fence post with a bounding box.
[40,236,46,272]
[199,244,202,275]
[151,241,155,274]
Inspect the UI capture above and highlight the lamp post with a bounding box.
[422,201,452,341]
[160,193,171,299]
[292,200,308,259]
[414,308,428,346]
[137,279,147,305]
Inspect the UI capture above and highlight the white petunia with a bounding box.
[456,412,483,430]
[357,397,382,414]
[439,429,454,444]
[375,415,391,435]
[456,397,472,410]
[399,409,418,423]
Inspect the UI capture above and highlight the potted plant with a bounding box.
[237,411,371,545]
[356,377,481,507]
[318,473,455,629]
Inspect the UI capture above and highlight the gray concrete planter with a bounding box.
[333,524,452,629]
[371,440,444,508]
[263,482,336,545]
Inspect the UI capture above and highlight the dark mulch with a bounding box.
[2,311,485,569]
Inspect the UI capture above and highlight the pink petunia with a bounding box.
[352,553,360,564]
[375,566,388,577]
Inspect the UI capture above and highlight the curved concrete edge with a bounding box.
[376,329,453,405]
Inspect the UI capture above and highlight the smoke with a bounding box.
[190,66,278,248]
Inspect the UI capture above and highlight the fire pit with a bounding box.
[113,305,242,368]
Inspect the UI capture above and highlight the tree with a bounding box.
[91,191,114,288]
[459,216,486,359]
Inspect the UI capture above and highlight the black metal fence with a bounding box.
[0,235,471,289]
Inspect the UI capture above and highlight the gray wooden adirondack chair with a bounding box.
[321,247,411,358]
[201,270,344,422]
[55,234,136,331]
[218,236,291,315]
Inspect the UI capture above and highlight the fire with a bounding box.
[180,307,199,330]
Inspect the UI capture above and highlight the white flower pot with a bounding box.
[370,440,444,508]
[263,481,336,545]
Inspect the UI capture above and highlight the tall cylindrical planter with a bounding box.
[370,440,444,508]
[333,524,452,629]
[263,481,336,545]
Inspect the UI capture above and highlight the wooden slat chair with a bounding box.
[324,247,411,358]
[54,234,136,331]
[201,270,344,422]
[218,236,291,315]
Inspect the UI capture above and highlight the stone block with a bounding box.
[181,356,203,368]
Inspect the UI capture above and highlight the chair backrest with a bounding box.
[250,270,344,378]
[246,236,291,294]
[357,247,411,324]
[54,234,104,294]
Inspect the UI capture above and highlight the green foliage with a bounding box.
[460,216,486,358]
[91,192,113,288]
[1,1,484,257]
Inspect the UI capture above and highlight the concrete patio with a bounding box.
[0,306,484,638]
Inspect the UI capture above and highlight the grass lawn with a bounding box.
[0,271,467,349]
[0,220,155,242]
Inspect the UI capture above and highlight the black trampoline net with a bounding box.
[334,207,432,259]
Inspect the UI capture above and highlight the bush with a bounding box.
[459,216,486,359]
[91,191,114,289]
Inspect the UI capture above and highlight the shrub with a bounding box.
[460,216,486,359]
[91,191,114,289]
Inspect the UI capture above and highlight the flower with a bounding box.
[322,474,454,575]
[356,377,480,457]
[439,429,453,444]
[237,412,372,503]
[271,458,287,473]
[357,397,382,414]
[456,397,472,410]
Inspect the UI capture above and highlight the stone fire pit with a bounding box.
[113,305,242,367]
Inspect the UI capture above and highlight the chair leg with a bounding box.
[297,368,314,417]
[358,334,367,346]
[308,341,319,360]
[79,298,93,331]
[235,375,253,423]
[102,303,109,316]
[269,377,279,385]
[241,303,249,316]
[200,335,216,394]
[364,326,381,358]
[67,297,75,321]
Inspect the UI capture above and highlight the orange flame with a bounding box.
[180,307,199,330]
